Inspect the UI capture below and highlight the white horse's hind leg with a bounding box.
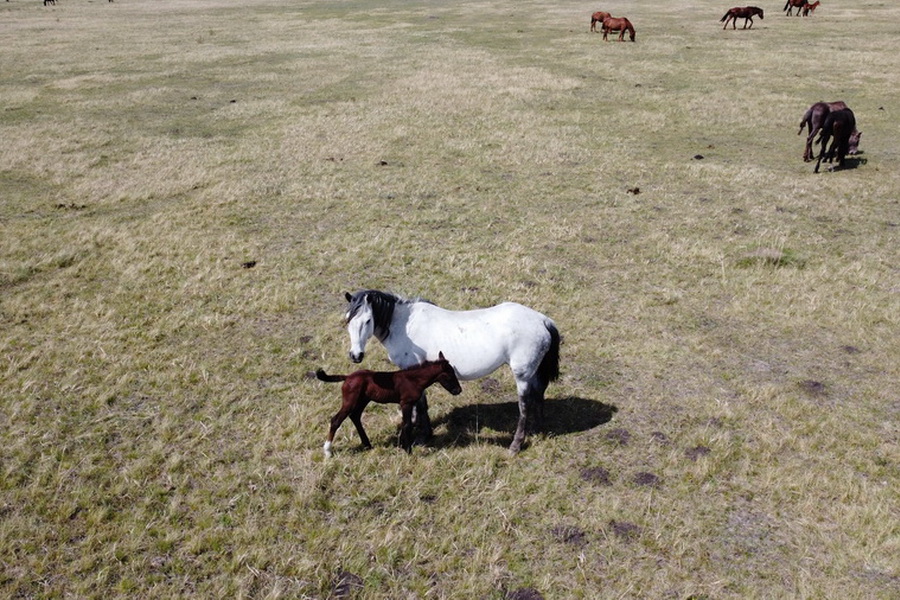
[509,373,546,453]
[411,392,434,443]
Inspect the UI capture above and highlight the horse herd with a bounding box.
[315,9,861,456]
[592,4,862,173]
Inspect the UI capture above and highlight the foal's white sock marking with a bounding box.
[323,441,333,458]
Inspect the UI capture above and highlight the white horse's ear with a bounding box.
[345,292,353,302]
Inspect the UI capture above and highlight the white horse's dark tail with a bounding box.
[537,322,561,388]
[316,369,347,383]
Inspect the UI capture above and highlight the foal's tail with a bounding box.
[537,321,561,387]
[315,369,347,383]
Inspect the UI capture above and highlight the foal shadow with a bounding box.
[431,396,617,450]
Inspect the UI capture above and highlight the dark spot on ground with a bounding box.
[332,571,363,599]
[798,379,827,397]
[420,494,436,504]
[580,466,611,486]
[506,588,544,600]
[609,520,641,541]
[551,525,587,546]
[605,428,631,446]
[241,260,256,269]
[480,377,502,394]
[650,431,671,445]
[633,472,661,487]
[841,345,861,354]
[627,186,640,194]
[693,154,704,160]
[686,446,711,461]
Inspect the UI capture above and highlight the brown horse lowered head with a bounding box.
[784,0,809,16]
[601,16,636,42]
[814,108,857,173]
[720,6,764,29]
[798,101,861,162]
[590,11,611,33]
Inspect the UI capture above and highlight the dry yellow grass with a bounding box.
[1,0,898,598]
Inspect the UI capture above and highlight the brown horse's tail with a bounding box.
[798,108,812,135]
[316,369,347,383]
[720,11,730,22]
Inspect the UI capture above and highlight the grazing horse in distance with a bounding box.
[720,6,764,29]
[317,353,462,456]
[343,290,560,453]
[784,0,808,16]
[798,101,860,162]
[815,108,857,173]
[602,16,636,41]
[802,1,820,16]
[590,11,611,33]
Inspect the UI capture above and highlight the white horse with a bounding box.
[343,290,560,452]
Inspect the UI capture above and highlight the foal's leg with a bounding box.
[399,400,416,453]
[325,404,353,458]
[349,402,372,450]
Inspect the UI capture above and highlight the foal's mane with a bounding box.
[346,290,432,340]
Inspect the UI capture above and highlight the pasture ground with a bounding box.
[1,0,898,598]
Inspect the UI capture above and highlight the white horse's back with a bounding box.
[393,301,550,379]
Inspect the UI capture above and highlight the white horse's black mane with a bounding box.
[345,290,431,340]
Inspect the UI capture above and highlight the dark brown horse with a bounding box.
[721,6,764,29]
[814,108,857,173]
[798,101,860,162]
[801,1,820,16]
[602,16,636,41]
[590,11,611,33]
[317,352,462,456]
[783,0,808,16]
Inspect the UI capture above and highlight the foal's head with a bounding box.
[432,352,463,396]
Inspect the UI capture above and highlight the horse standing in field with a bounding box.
[317,353,462,457]
[798,101,860,162]
[343,290,560,453]
[784,0,809,16]
[720,6,764,29]
[814,108,857,173]
[802,1,820,16]
[602,16,636,41]
[590,11,611,33]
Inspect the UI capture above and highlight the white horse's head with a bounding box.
[345,291,374,363]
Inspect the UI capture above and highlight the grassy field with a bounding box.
[1,0,898,598]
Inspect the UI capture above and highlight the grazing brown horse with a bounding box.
[798,101,860,162]
[720,6,764,29]
[317,352,462,456]
[801,1,820,16]
[590,11,611,33]
[783,0,809,16]
[814,108,857,173]
[601,16,636,41]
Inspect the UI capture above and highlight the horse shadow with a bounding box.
[430,396,618,450]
